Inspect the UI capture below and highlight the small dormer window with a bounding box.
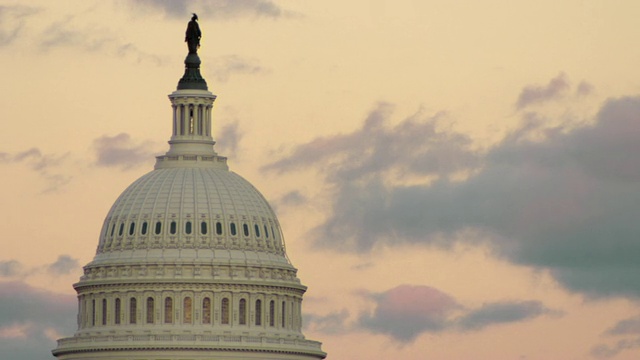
[170,221,177,235]
[216,222,223,235]
[200,221,208,235]
[185,221,192,234]
[118,223,124,236]
[128,222,135,236]
[243,224,249,237]
[230,222,237,236]
[141,221,148,235]
[154,221,162,235]
[255,224,261,238]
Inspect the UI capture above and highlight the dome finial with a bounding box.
[185,13,201,54]
[178,14,207,90]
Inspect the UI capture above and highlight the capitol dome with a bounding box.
[53,17,325,360]
[93,165,293,267]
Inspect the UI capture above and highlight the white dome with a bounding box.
[54,44,325,359]
[93,166,290,266]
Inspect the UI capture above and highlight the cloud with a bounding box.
[304,310,350,335]
[130,0,288,19]
[605,315,640,336]
[357,285,460,341]
[0,261,23,277]
[0,256,81,279]
[0,281,76,360]
[306,285,556,342]
[265,93,640,299]
[279,190,307,206]
[576,81,595,97]
[93,133,157,170]
[47,255,80,276]
[215,121,243,156]
[210,55,267,82]
[264,103,479,179]
[591,338,640,359]
[516,73,570,109]
[0,148,66,173]
[37,14,163,65]
[0,148,71,192]
[0,5,39,46]
[457,300,557,331]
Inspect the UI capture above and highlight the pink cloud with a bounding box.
[376,284,459,318]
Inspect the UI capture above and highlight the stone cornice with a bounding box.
[53,334,326,358]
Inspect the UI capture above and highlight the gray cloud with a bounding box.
[264,103,479,179]
[0,281,76,360]
[279,190,307,206]
[357,285,460,341]
[605,315,640,336]
[47,255,80,276]
[93,133,157,170]
[0,260,23,277]
[306,285,555,342]
[210,55,267,82]
[576,81,595,97]
[304,310,350,335]
[215,121,243,157]
[457,300,557,331]
[264,94,640,299]
[0,148,71,192]
[38,15,163,65]
[130,0,287,19]
[0,5,39,46]
[0,256,81,279]
[516,73,570,109]
[591,337,640,359]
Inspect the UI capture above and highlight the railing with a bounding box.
[56,333,323,351]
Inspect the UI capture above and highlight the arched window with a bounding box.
[264,225,269,238]
[115,298,121,325]
[141,221,148,235]
[281,301,286,328]
[154,221,162,235]
[102,299,107,325]
[146,297,154,324]
[255,299,262,326]
[128,222,135,236]
[239,299,247,325]
[230,223,237,236]
[216,222,223,235]
[183,297,192,324]
[185,221,192,234]
[118,223,124,236]
[243,224,249,237]
[129,298,137,324]
[189,107,194,134]
[200,221,207,235]
[255,224,261,237]
[170,221,177,235]
[110,223,116,237]
[91,299,96,326]
[269,300,275,327]
[164,297,173,324]
[221,298,230,324]
[179,106,185,135]
[202,297,211,324]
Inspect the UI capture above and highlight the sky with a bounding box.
[1,1,640,359]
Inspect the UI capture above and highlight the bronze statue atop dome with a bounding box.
[178,13,207,90]
[185,13,201,54]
